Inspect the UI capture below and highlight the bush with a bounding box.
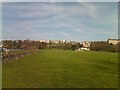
[90,41,119,52]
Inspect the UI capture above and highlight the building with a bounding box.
[80,47,90,51]
[60,40,66,43]
[107,39,120,45]
[0,42,2,48]
[78,41,91,51]
[82,41,90,48]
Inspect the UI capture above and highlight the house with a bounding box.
[78,41,90,51]
[80,47,90,51]
[60,40,66,43]
[107,39,120,45]
[82,41,90,48]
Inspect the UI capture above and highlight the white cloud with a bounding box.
[0,3,2,40]
[3,2,118,41]
[59,32,70,37]
[2,0,119,2]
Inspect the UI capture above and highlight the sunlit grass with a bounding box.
[2,49,118,88]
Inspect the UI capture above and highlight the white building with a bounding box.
[78,41,91,51]
[80,47,90,51]
[82,41,90,47]
[0,41,2,48]
[107,39,120,45]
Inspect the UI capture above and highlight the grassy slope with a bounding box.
[2,49,118,88]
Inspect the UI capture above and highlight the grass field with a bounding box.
[2,49,118,88]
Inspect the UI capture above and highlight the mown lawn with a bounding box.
[2,49,118,88]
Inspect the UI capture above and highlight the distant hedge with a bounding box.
[90,41,120,52]
[2,40,120,52]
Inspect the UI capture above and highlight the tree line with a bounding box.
[2,40,81,51]
[2,40,120,52]
[2,39,47,50]
[90,41,120,52]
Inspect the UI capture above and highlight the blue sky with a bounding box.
[2,0,120,2]
[2,2,118,41]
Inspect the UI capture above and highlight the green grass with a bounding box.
[2,49,118,88]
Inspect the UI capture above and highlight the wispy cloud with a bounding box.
[2,2,118,41]
[2,0,119,2]
[0,3,2,40]
[59,32,70,37]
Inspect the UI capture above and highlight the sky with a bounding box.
[0,3,2,41]
[2,2,118,42]
[1,0,120,2]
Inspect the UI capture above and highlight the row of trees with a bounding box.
[90,41,120,52]
[2,40,48,50]
[2,40,120,52]
[48,42,81,50]
[2,40,82,51]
